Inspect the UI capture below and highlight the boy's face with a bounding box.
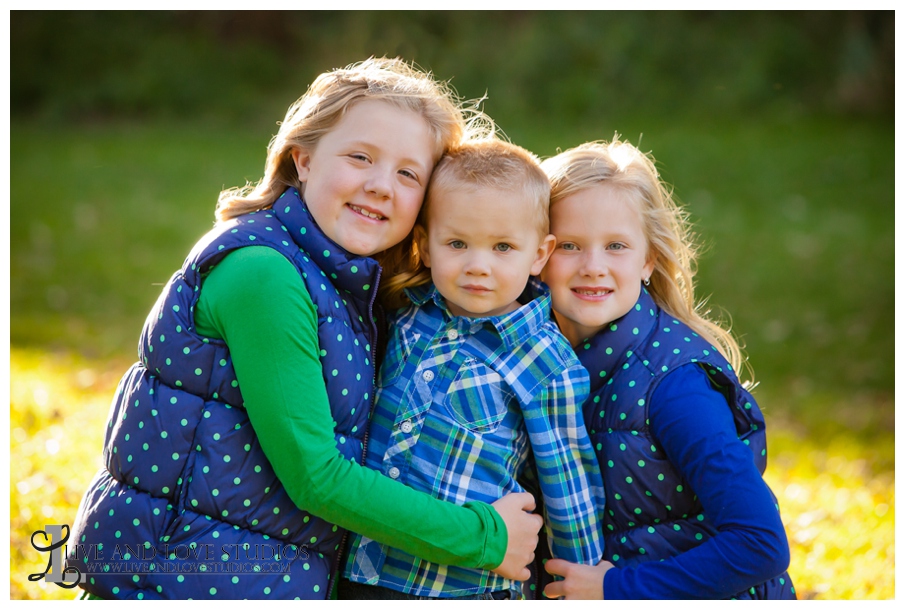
[416,186,555,318]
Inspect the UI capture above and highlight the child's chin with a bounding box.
[341,237,385,258]
[576,312,620,331]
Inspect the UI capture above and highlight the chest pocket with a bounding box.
[444,358,512,435]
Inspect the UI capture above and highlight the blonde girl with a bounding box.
[68,57,540,600]
[539,139,795,599]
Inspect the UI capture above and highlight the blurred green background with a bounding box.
[9,10,894,599]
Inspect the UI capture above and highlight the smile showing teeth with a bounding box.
[349,204,386,220]
[573,288,611,296]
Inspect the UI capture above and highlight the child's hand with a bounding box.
[489,493,543,581]
[543,558,613,599]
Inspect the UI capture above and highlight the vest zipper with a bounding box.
[326,265,382,600]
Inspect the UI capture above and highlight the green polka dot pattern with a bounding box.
[69,189,380,599]
[577,289,783,598]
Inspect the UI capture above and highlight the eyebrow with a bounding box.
[554,230,639,243]
[347,140,431,172]
[435,226,525,243]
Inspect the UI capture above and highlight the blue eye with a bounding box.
[450,240,466,249]
[608,242,626,251]
[399,169,418,181]
[495,243,512,252]
[560,242,578,251]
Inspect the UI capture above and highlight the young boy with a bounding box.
[339,139,605,600]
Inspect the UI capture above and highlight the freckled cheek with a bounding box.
[541,258,570,293]
[398,195,424,229]
[540,254,558,279]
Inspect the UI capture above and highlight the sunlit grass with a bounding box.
[9,348,128,600]
[9,347,894,600]
[764,415,894,599]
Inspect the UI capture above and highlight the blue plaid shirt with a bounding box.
[343,279,605,597]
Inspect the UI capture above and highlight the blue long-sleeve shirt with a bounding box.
[603,363,790,599]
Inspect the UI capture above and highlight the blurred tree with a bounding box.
[11,11,894,124]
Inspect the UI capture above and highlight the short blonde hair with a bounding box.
[427,139,550,235]
[216,57,481,222]
[381,138,551,308]
[542,138,749,381]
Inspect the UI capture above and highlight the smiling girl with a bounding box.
[539,138,796,600]
[67,58,540,600]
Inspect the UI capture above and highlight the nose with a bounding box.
[364,166,393,200]
[463,251,491,276]
[579,249,608,277]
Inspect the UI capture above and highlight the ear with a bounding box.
[291,147,312,182]
[643,250,658,284]
[414,225,431,268]
[530,234,557,276]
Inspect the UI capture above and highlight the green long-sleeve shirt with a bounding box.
[192,246,507,570]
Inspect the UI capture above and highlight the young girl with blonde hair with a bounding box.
[539,138,795,599]
[67,57,541,600]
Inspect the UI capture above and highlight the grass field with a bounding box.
[9,115,894,599]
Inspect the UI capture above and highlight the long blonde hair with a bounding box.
[541,138,750,382]
[217,57,466,221]
[216,57,498,299]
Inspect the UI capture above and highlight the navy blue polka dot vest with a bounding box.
[579,288,794,599]
[68,188,380,599]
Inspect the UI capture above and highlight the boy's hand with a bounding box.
[489,493,543,581]
[543,558,613,599]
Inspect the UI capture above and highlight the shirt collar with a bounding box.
[577,286,660,392]
[271,187,381,302]
[406,278,553,352]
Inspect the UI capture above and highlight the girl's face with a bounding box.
[541,184,655,346]
[292,99,436,257]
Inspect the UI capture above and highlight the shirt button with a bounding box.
[388,467,400,479]
[400,420,413,433]
[422,370,435,382]
[447,329,459,341]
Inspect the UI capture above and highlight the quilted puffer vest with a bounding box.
[68,188,381,599]
[579,288,794,599]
